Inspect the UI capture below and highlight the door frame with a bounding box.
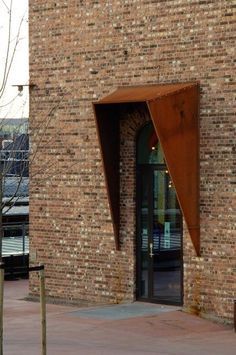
[135,163,184,305]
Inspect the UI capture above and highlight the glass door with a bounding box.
[136,121,183,305]
[136,165,183,305]
[136,166,150,299]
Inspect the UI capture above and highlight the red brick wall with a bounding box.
[29,1,235,322]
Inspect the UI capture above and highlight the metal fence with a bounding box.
[2,222,29,278]
[2,222,29,256]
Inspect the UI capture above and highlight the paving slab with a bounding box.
[2,279,236,355]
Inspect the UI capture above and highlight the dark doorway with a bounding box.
[136,122,183,305]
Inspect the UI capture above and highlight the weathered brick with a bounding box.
[29,1,236,324]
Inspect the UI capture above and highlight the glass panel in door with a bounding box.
[139,168,149,298]
[152,169,182,304]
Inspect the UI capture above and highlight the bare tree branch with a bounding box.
[0,10,25,98]
[1,174,25,210]
[0,0,9,12]
[0,0,12,96]
[0,1,29,262]
[0,2,79,265]
[0,93,18,108]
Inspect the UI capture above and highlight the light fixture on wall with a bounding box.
[12,83,37,95]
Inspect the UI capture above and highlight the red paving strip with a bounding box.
[2,280,236,355]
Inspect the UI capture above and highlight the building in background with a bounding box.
[0,118,28,138]
[29,1,235,324]
[2,176,29,278]
[0,118,29,277]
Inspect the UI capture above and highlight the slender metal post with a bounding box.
[22,223,26,274]
[234,300,236,332]
[22,223,26,255]
[39,266,46,355]
[0,264,4,355]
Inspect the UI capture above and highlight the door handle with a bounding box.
[150,243,154,258]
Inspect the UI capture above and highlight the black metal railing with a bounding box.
[2,222,29,278]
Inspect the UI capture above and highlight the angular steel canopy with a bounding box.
[93,82,200,255]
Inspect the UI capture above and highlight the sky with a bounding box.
[0,0,29,119]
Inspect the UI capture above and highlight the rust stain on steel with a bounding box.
[93,82,200,255]
[147,84,200,255]
[95,82,197,104]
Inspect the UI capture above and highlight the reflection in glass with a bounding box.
[137,122,164,165]
[137,121,182,304]
[140,169,149,297]
[152,170,182,303]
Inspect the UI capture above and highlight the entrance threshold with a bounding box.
[69,302,181,321]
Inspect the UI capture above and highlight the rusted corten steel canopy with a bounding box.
[93,82,200,256]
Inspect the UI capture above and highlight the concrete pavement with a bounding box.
[2,279,236,354]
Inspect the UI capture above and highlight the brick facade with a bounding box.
[29,1,235,323]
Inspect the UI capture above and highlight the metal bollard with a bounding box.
[234,300,236,332]
[28,265,46,355]
[39,267,46,355]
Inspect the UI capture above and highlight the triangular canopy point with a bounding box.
[147,85,200,256]
[93,82,200,255]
